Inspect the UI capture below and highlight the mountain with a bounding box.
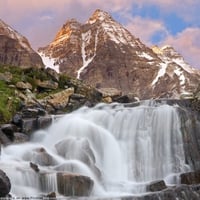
[0,19,43,68]
[38,9,200,99]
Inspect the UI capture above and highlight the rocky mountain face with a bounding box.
[39,9,200,100]
[0,19,43,68]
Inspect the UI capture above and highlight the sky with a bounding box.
[0,0,200,69]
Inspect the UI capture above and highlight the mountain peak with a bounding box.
[87,9,112,24]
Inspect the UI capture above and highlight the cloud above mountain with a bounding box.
[0,0,199,68]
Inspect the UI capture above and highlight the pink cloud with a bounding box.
[162,27,200,68]
[125,16,168,45]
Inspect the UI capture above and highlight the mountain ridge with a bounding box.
[0,19,43,68]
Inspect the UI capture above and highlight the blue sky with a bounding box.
[0,0,200,69]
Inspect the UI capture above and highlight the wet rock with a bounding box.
[13,132,29,144]
[180,171,200,185]
[147,180,167,192]
[57,172,94,196]
[46,191,56,198]
[32,147,57,166]
[1,124,17,141]
[113,95,130,103]
[0,129,11,145]
[0,169,11,197]
[12,113,22,126]
[21,118,38,134]
[30,162,40,172]
[37,116,52,129]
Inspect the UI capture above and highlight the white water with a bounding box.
[0,102,189,198]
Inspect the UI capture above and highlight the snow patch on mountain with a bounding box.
[174,67,185,86]
[138,52,153,60]
[39,52,60,73]
[152,62,168,86]
[77,30,99,79]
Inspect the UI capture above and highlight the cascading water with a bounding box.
[0,102,190,198]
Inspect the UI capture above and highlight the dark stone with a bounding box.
[0,129,11,145]
[57,172,94,196]
[113,95,130,103]
[147,180,167,192]
[37,116,52,129]
[46,191,56,198]
[30,162,39,172]
[180,171,200,185]
[0,169,11,197]
[1,124,17,141]
[13,132,29,144]
[12,113,22,126]
[21,118,37,134]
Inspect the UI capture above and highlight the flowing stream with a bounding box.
[0,102,190,198]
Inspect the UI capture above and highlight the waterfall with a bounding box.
[0,102,189,197]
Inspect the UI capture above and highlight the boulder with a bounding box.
[180,171,200,185]
[98,88,122,98]
[0,169,11,197]
[147,180,167,192]
[30,162,39,172]
[21,118,37,134]
[1,124,18,141]
[36,79,58,90]
[0,72,12,83]
[0,129,11,145]
[42,87,74,110]
[13,132,29,144]
[32,147,57,166]
[57,172,94,196]
[16,81,33,90]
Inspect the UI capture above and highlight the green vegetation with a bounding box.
[0,80,20,122]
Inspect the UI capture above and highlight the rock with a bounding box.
[0,129,11,145]
[37,116,52,129]
[113,95,130,103]
[16,81,33,90]
[12,113,22,126]
[42,87,74,110]
[30,162,39,172]
[180,171,200,185]
[0,169,11,197]
[36,79,58,90]
[46,192,56,198]
[57,172,94,196]
[102,96,112,103]
[1,124,18,141]
[32,147,57,166]
[147,180,167,192]
[98,88,122,98]
[0,72,12,83]
[21,118,37,134]
[13,132,29,144]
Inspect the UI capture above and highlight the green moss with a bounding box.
[0,80,20,123]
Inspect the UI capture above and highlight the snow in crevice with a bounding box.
[77,30,99,79]
[137,52,153,60]
[38,52,60,73]
[174,67,185,86]
[151,62,168,86]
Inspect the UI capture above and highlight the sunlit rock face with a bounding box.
[0,19,43,68]
[39,9,200,100]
